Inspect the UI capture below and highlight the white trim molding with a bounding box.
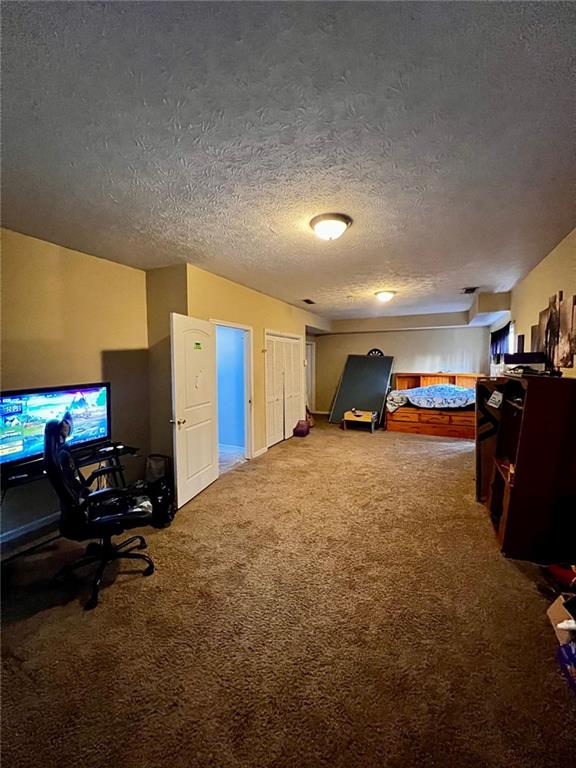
[264,328,302,340]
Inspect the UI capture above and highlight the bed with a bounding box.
[385,373,481,439]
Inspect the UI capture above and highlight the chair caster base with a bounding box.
[85,541,101,557]
[56,534,155,610]
[85,595,99,611]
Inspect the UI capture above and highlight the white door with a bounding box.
[171,313,218,508]
[265,334,304,447]
[284,339,299,439]
[305,342,315,410]
[291,339,305,433]
[266,337,285,447]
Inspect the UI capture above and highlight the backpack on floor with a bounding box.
[145,454,176,528]
[293,420,310,437]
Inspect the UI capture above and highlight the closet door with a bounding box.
[266,337,285,448]
[284,339,302,438]
[274,340,286,444]
[265,338,275,447]
[265,333,304,447]
[283,339,293,439]
[294,340,305,431]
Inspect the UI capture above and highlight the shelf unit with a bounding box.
[394,372,480,390]
[486,375,576,562]
[475,377,507,502]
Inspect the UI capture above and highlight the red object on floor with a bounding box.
[547,564,576,590]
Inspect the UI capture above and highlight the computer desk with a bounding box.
[1,441,139,492]
[0,442,140,562]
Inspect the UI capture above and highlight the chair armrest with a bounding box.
[86,487,132,505]
[85,465,125,486]
[86,487,154,527]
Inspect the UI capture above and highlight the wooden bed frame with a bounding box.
[385,373,481,439]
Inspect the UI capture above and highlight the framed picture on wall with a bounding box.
[531,290,576,369]
[558,293,576,368]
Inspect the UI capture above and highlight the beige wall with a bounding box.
[185,264,330,454]
[143,262,330,456]
[1,229,149,535]
[315,327,489,412]
[510,228,576,377]
[146,265,188,456]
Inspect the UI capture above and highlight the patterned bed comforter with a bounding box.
[386,384,476,413]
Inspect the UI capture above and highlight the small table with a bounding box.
[342,410,379,433]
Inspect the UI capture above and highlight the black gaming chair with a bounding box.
[43,417,155,609]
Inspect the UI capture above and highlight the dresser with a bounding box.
[484,375,576,562]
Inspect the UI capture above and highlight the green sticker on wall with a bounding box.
[194,342,202,350]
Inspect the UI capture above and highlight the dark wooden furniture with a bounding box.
[486,375,576,562]
[386,372,481,439]
[475,377,507,502]
[394,372,481,390]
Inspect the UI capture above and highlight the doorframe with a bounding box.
[211,319,254,461]
[305,340,316,411]
[264,329,305,437]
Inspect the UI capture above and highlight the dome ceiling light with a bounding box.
[375,291,395,303]
[309,213,352,241]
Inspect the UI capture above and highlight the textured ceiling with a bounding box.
[2,2,575,319]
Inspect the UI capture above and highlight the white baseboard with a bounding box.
[253,447,268,458]
[311,410,330,415]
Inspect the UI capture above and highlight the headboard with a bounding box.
[393,372,482,390]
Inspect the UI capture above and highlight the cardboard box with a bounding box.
[547,596,576,645]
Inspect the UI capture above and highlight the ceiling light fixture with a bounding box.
[375,291,395,303]
[310,213,352,241]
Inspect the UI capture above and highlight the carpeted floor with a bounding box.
[2,422,575,768]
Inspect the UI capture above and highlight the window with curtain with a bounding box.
[490,322,511,362]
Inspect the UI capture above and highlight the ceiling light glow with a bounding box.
[375,291,395,303]
[310,213,352,241]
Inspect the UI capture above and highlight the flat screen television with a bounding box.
[0,382,111,468]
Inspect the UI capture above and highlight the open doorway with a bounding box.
[215,323,252,474]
